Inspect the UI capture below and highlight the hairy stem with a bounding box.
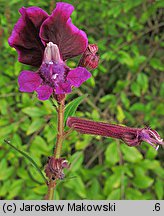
[46,180,56,200]
[54,101,65,158]
[46,98,65,200]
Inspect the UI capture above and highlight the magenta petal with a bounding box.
[36,85,53,100]
[55,82,72,94]
[40,2,88,60]
[8,7,48,67]
[18,71,42,92]
[67,67,91,87]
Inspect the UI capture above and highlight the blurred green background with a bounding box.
[0,0,164,200]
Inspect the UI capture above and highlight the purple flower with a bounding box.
[67,117,164,150]
[8,3,91,100]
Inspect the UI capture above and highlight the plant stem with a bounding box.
[54,100,65,158]
[46,98,65,200]
[46,180,56,200]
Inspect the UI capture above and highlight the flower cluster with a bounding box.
[9,2,93,100]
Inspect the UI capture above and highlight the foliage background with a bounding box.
[0,0,164,200]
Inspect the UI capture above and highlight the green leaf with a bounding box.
[104,173,121,195]
[75,134,92,150]
[30,136,50,156]
[134,165,145,176]
[0,159,14,181]
[126,188,142,200]
[145,146,158,159]
[154,167,164,179]
[81,165,104,180]
[154,179,163,200]
[114,80,129,93]
[118,51,134,67]
[11,133,22,148]
[155,104,164,116]
[142,192,153,200]
[87,179,102,199]
[64,95,87,124]
[116,105,125,123]
[137,73,148,94]
[0,124,15,137]
[22,107,47,117]
[4,140,47,183]
[121,144,143,163]
[0,180,11,197]
[26,119,45,135]
[131,82,141,97]
[100,94,116,103]
[137,160,160,170]
[33,185,47,195]
[0,99,8,115]
[7,180,23,199]
[105,142,119,165]
[120,92,130,108]
[130,103,145,111]
[69,152,84,172]
[65,175,86,198]
[133,175,154,189]
[150,58,164,71]
[107,188,121,199]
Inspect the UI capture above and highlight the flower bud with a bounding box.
[78,44,99,70]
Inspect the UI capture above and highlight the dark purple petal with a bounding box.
[40,2,88,60]
[36,85,53,100]
[66,67,91,87]
[18,71,42,92]
[55,82,72,94]
[8,7,48,67]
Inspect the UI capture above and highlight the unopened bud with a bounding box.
[78,44,99,70]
